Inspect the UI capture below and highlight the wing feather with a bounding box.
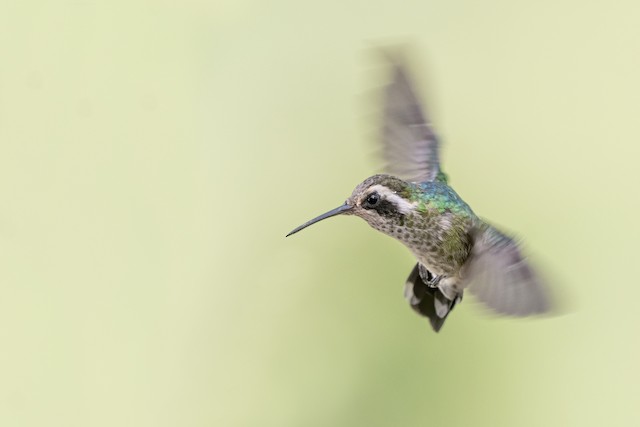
[465,225,551,316]
[382,60,443,183]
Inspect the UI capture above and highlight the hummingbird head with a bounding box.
[286,174,417,237]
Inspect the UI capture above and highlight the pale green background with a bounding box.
[1,1,639,426]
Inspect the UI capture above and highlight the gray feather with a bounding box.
[404,264,459,332]
[465,225,550,316]
[382,60,443,184]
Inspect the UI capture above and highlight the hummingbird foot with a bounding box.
[418,263,441,288]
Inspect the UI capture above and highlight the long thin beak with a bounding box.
[286,203,353,237]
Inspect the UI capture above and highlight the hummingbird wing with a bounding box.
[382,61,445,184]
[465,224,550,316]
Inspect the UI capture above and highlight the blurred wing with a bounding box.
[465,225,550,316]
[382,61,444,183]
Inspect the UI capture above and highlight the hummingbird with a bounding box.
[287,57,550,332]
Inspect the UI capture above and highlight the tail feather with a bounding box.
[404,264,459,332]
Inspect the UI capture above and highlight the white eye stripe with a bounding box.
[366,185,416,214]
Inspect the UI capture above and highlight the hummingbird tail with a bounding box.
[404,264,460,332]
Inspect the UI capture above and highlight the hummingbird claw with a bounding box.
[418,264,441,288]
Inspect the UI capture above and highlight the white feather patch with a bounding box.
[367,185,417,214]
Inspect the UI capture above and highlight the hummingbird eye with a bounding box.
[364,192,380,207]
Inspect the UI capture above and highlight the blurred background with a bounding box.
[1,1,639,426]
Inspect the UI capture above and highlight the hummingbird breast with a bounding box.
[401,211,474,276]
[375,183,477,277]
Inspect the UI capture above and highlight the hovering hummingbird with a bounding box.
[287,57,550,332]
